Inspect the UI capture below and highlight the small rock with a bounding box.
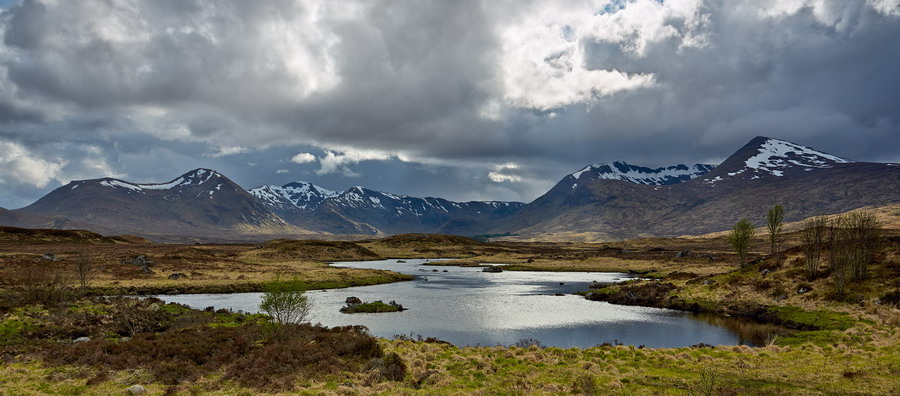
[674,249,690,259]
[345,296,362,305]
[167,273,188,280]
[761,269,770,276]
[798,287,810,294]
[442,270,448,272]
[126,385,146,395]
[147,303,160,312]
[432,269,438,272]
[42,253,56,261]
[73,336,90,343]
[559,282,564,285]
[397,260,406,263]
[554,293,565,296]
[774,294,787,301]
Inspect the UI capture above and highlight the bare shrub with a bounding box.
[801,216,828,280]
[74,253,94,296]
[18,261,73,306]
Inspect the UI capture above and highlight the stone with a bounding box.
[42,253,56,261]
[482,266,503,273]
[168,273,188,280]
[126,385,146,395]
[674,249,690,258]
[147,303,160,312]
[73,336,90,343]
[345,296,362,305]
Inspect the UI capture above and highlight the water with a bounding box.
[155,259,775,348]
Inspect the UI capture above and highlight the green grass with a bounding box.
[767,306,857,331]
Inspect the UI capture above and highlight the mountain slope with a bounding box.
[498,137,900,239]
[18,169,305,238]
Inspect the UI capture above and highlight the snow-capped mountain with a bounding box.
[252,183,525,235]
[19,169,302,238]
[709,137,852,180]
[567,161,715,186]
[249,182,339,211]
[497,136,899,239]
[72,169,230,198]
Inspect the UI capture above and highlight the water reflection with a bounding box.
[155,259,781,348]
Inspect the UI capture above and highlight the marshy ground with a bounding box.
[0,215,898,394]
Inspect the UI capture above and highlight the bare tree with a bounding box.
[728,218,755,268]
[844,211,882,281]
[828,216,850,296]
[801,216,828,280]
[767,205,784,257]
[74,253,94,296]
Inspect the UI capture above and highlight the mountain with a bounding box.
[250,182,526,235]
[18,169,304,238]
[6,136,898,241]
[497,137,900,240]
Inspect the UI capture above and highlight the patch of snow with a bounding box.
[569,161,714,185]
[742,138,851,177]
[99,180,143,191]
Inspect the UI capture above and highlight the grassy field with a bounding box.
[0,207,898,395]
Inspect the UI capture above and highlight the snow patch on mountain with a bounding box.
[741,138,851,177]
[93,169,222,193]
[570,161,715,185]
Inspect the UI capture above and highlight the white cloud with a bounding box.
[868,0,900,16]
[290,152,317,164]
[275,168,289,174]
[208,146,250,158]
[0,141,65,188]
[316,149,396,176]
[488,163,523,183]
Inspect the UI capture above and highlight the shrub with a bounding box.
[728,219,755,268]
[259,278,311,325]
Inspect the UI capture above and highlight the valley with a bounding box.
[1,204,898,394]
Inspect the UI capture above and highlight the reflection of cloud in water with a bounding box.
[155,259,756,348]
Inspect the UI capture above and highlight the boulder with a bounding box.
[126,385,146,395]
[345,296,362,305]
[73,336,90,343]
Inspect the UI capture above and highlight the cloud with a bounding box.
[488,163,523,183]
[275,168,289,174]
[0,0,897,206]
[316,149,397,176]
[290,152,317,164]
[0,140,64,187]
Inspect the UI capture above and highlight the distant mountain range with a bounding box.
[4,136,898,241]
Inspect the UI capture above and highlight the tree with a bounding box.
[74,253,94,296]
[259,278,311,326]
[800,216,827,280]
[843,211,882,281]
[728,218,755,268]
[766,204,784,257]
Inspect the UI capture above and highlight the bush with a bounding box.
[259,278,311,325]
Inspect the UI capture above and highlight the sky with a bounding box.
[0,0,898,208]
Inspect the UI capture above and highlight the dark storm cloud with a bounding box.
[0,0,898,207]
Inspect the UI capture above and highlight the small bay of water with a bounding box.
[156,259,770,348]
